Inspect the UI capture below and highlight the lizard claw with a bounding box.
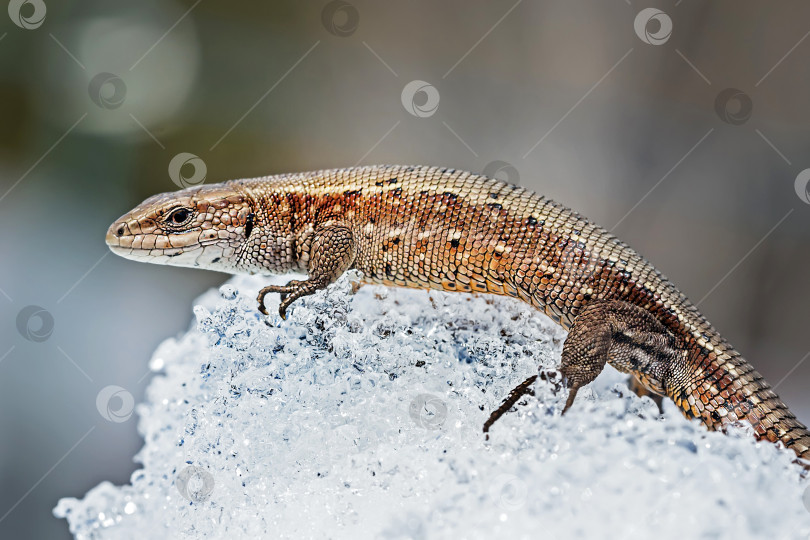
[257,287,273,316]
[557,372,581,415]
[257,289,270,315]
[257,281,306,319]
[561,385,579,415]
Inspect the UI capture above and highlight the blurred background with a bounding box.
[1,0,809,537]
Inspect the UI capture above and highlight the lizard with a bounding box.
[105,164,810,461]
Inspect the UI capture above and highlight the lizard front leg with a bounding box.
[258,222,356,319]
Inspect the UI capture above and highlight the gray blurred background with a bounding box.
[1,0,809,537]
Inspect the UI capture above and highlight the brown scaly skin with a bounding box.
[106,165,810,461]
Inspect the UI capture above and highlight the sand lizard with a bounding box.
[106,165,810,461]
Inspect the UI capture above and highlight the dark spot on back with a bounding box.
[450,239,459,248]
[487,203,503,211]
[343,189,362,197]
[385,264,392,275]
[489,193,498,199]
[393,237,400,245]
[388,177,397,184]
[527,216,537,225]
[244,212,255,238]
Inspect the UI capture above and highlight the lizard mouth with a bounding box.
[106,222,230,269]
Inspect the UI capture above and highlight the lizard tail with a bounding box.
[669,344,810,461]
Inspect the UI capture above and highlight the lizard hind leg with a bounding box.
[560,299,679,414]
[480,299,678,435]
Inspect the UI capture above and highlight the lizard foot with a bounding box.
[483,374,537,439]
[483,370,567,438]
[257,280,304,318]
[257,221,357,320]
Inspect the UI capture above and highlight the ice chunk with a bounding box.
[54,273,810,539]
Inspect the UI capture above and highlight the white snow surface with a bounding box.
[55,273,810,539]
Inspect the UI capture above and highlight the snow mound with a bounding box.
[55,273,810,539]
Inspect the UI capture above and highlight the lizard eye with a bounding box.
[167,207,192,226]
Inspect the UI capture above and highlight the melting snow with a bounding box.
[55,273,810,539]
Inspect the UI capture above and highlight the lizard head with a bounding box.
[106,183,255,273]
